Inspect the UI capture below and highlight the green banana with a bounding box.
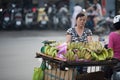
[84,49,92,60]
[69,50,75,61]
[44,45,51,54]
[48,47,57,56]
[91,51,106,60]
[51,49,57,57]
[91,52,99,60]
[76,50,81,59]
[81,48,87,58]
[64,49,75,61]
[107,48,114,59]
[102,48,108,59]
[97,54,105,60]
[68,49,72,61]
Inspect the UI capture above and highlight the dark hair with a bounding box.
[76,13,86,20]
[93,5,97,10]
[113,22,120,30]
[75,3,80,6]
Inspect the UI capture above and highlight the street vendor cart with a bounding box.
[35,52,118,80]
[35,41,118,80]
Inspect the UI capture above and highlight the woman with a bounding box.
[102,15,120,80]
[66,13,93,73]
[107,15,120,80]
[66,13,93,43]
[108,15,120,60]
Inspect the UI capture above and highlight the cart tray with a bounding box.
[36,52,118,67]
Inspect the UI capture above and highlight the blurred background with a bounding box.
[0,0,120,31]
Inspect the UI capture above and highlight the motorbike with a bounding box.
[2,11,11,30]
[58,14,70,30]
[94,16,114,35]
[57,5,70,30]
[13,11,23,30]
[51,13,59,30]
[37,8,49,29]
[25,11,34,29]
[94,10,114,35]
[0,8,2,30]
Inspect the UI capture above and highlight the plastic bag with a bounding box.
[32,61,47,80]
[32,67,44,80]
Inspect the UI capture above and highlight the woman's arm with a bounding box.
[66,34,72,43]
[86,28,93,42]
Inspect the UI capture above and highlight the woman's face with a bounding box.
[93,0,98,4]
[76,16,87,27]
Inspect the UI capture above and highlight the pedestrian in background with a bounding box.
[71,3,83,28]
[87,0,103,27]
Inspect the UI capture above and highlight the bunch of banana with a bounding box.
[84,49,92,60]
[64,49,76,61]
[47,46,58,57]
[67,42,74,50]
[87,41,103,54]
[90,51,105,60]
[101,48,109,58]
[107,48,114,59]
[67,42,85,50]
[90,48,114,61]
[80,42,88,48]
[77,42,86,50]
[76,48,92,60]
[44,45,51,55]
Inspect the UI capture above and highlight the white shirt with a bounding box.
[72,5,83,19]
[71,5,82,27]
[93,3,102,17]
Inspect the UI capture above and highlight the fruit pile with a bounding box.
[40,40,113,61]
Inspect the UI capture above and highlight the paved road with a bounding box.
[0,30,108,80]
[0,30,66,80]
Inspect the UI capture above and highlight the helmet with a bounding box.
[113,15,120,24]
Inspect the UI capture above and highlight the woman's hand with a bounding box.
[87,36,93,42]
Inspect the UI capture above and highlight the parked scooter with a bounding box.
[57,5,70,30]
[25,10,34,29]
[2,10,11,30]
[58,13,70,30]
[94,11,114,35]
[0,8,2,30]
[14,11,23,30]
[52,14,59,30]
[37,8,49,29]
